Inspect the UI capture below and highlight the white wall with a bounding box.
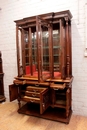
[0,0,87,116]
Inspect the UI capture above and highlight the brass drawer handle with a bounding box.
[30,100,34,103]
[33,89,38,92]
[32,94,36,97]
[54,88,59,90]
[35,84,39,87]
[15,84,19,85]
[42,103,45,109]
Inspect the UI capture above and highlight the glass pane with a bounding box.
[19,30,22,66]
[41,25,51,80]
[18,29,23,76]
[24,28,38,78]
[24,31,29,66]
[31,32,38,77]
[53,29,61,78]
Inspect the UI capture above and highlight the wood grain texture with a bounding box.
[0,102,87,130]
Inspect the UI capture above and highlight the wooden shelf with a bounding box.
[18,103,72,124]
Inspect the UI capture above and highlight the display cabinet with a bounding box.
[9,10,73,123]
[0,51,6,102]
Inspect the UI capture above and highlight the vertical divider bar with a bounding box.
[69,22,72,76]
[40,24,43,80]
[21,29,26,75]
[63,22,66,78]
[59,19,64,79]
[62,20,65,78]
[29,28,33,75]
[20,28,23,75]
[62,20,66,79]
[36,16,40,82]
[49,24,53,78]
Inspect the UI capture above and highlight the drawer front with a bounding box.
[22,86,48,105]
[50,83,66,90]
[26,86,47,93]
[25,91,40,98]
[13,79,26,85]
[22,96,40,103]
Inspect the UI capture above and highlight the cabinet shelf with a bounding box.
[51,103,66,109]
[53,46,60,49]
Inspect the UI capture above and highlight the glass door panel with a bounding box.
[42,27,50,81]
[17,28,23,76]
[53,23,61,78]
[23,27,38,78]
[36,16,51,81]
[23,29,30,75]
[24,30,29,66]
[31,31,38,77]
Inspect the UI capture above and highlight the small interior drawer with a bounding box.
[22,96,40,103]
[50,83,66,90]
[26,86,47,93]
[25,91,40,98]
[13,79,26,85]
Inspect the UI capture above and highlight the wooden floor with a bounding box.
[0,102,87,130]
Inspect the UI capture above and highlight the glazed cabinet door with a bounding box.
[52,19,66,79]
[9,84,18,101]
[36,16,52,82]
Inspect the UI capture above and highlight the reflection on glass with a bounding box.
[31,32,38,76]
[25,30,38,77]
[41,26,50,80]
[53,30,61,78]
[24,31,29,66]
[22,25,61,79]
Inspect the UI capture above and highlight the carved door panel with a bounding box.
[9,84,18,101]
[40,88,49,114]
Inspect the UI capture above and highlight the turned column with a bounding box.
[65,17,70,79]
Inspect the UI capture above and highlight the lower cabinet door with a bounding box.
[40,88,49,114]
[9,84,18,101]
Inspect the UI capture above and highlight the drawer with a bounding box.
[21,86,49,114]
[22,96,40,103]
[13,79,26,85]
[26,86,47,93]
[25,86,47,99]
[50,83,66,90]
[25,91,40,98]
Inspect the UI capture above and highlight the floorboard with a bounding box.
[0,102,87,130]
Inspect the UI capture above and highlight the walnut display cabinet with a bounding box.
[0,51,6,102]
[9,10,73,124]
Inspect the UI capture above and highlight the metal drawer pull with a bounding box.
[54,88,59,90]
[30,100,34,102]
[15,84,19,85]
[35,84,39,87]
[33,90,38,92]
[32,94,36,97]
[42,103,45,109]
